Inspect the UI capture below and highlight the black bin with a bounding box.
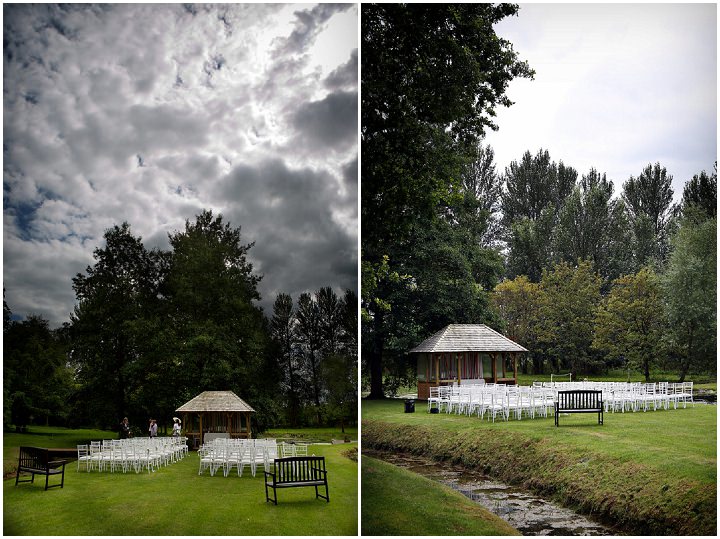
[404,399,415,413]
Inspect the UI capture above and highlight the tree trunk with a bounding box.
[368,308,385,399]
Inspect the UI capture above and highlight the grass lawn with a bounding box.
[361,398,716,535]
[362,455,519,536]
[4,431,357,535]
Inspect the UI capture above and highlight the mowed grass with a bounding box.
[362,399,716,535]
[4,438,357,536]
[362,455,519,536]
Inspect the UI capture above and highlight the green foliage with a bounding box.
[662,213,717,381]
[492,275,544,373]
[681,165,717,219]
[622,162,676,265]
[552,170,633,282]
[593,268,665,381]
[362,3,534,254]
[4,313,75,429]
[537,260,602,377]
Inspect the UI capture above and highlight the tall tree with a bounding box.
[362,3,533,398]
[459,143,504,247]
[502,149,578,280]
[538,260,603,378]
[3,314,73,429]
[166,210,272,429]
[593,268,665,381]
[622,162,675,265]
[270,293,300,427]
[492,275,544,374]
[681,165,717,219]
[296,292,324,424]
[553,169,633,282]
[662,212,716,381]
[70,223,164,427]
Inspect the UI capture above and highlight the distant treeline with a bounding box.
[4,210,357,432]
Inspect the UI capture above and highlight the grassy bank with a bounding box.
[4,442,357,535]
[362,455,519,536]
[361,399,716,535]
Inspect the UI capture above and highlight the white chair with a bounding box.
[427,386,440,412]
[77,445,92,472]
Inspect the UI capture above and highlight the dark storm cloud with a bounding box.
[291,90,358,153]
[212,157,356,307]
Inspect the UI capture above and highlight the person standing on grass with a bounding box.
[149,419,158,438]
[120,417,130,439]
[172,417,182,437]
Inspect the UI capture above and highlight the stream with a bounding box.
[365,448,623,536]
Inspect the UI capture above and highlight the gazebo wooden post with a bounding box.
[490,352,497,383]
[513,352,518,383]
[457,353,462,386]
[435,353,440,388]
[198,413,203,446]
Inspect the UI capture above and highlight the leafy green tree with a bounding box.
[593,268,665,381]
[361,3,533,398]
[502,149,578,280]
[681,165,717,219]
[553,169,633,282]
[71,223,165,427]
[166,210,271,429]
[662,211,716,381]
[501,149,577,226]
[505,206,556,282]
[296,292,324,424]
[538,260,603,378]
[492,275,544,374]
[3,314,74,429]
[459,143,504,247]
[271,293,301,427]
[622,162,675,265]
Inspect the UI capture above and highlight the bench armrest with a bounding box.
[264,470,275,482]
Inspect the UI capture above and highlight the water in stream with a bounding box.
[365,449,623,536]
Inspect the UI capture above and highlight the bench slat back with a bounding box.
[558,390,602,410]
[18,446,50,469]
[275,456,325,483]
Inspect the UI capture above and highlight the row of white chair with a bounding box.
[536,381,694,412]
[428,381,694,421]
[198,439,277,478]
[77,437,188,473]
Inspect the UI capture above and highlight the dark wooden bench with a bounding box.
[15,446,67,490]
[264,456,329,505]
[555,390,603,426]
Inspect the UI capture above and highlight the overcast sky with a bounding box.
[3,3,358,327]
[484,3,717,201]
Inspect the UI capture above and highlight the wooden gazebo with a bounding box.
[410,324,528,400]
[176,390,255,448]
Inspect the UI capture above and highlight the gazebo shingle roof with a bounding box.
[175,390,255,413]
[409,324,528,353]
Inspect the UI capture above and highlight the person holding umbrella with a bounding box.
[172,417,182,437]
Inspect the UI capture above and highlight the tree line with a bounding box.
[4,210,357,433]
[361,3,716,397]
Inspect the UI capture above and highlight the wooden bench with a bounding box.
[555,390,603,427]
[264,456,329,505]
[15,446,67,490]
